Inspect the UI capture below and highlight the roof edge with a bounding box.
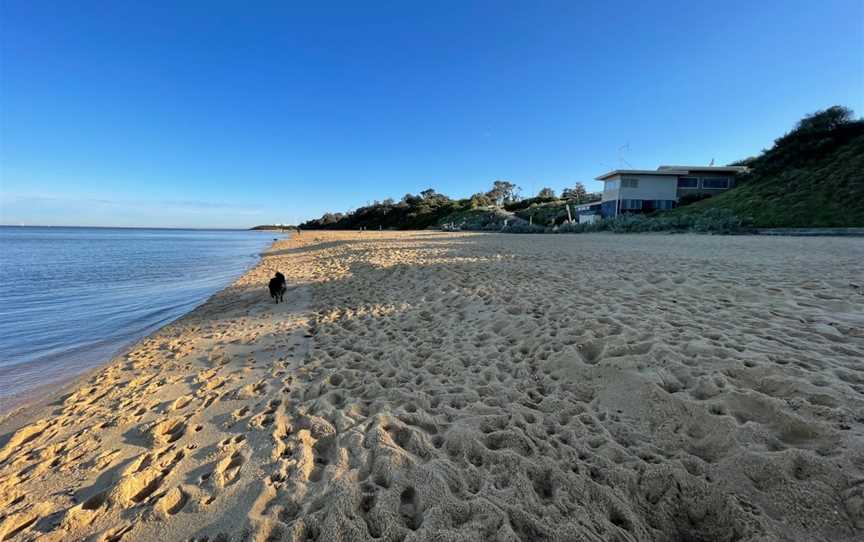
[597,165,748,180]
[595,169,686,181]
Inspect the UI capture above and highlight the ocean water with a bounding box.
[0,226,281,410]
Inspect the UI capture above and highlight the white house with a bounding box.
[595,165,747,217]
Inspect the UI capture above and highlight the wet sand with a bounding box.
[1,231,863,541]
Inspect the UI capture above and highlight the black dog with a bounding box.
[268,271,286,303]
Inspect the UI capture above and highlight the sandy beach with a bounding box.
[1,231,862,541]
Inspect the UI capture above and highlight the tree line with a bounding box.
[299,181,600,230]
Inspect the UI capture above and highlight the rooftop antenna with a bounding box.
[708,158,715,166]
[618,142,633,168]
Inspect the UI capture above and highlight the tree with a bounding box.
[486,180,520,207]
[321,212,343,225]
[537,187,556,199]
[755,105,862,176]
[561,182,588,202]
[469,192,493,208]
[420,188,437,200]
[401,193,420,206]
[793,105,854,134]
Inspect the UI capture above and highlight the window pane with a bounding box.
[702,178,730,189]
[677,177,698,188]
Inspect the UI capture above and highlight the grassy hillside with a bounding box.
[675,107,864,228]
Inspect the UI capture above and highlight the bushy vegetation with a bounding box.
[512,201,584,226]
[299,182,599,231]
[437,207,522,231]
[673,106,864,227]
[299,189,465,230]
[553,209,746,234]
[480,209,745,235]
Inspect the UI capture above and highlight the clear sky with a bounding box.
[1,1,862,228]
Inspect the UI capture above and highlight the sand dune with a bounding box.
[1,231,863,541]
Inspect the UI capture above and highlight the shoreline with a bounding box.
[0,231,862,541]
[0,237,283,428]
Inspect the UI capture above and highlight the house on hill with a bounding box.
[595,165,747,217]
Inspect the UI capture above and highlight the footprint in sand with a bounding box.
[399,487,423,531]
[232,406,250,422]
[150,418,187,444]
[156,486,188,516]
[213,449,245,488]
[170,395,193,411]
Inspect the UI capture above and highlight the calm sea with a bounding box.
[0,226,282,410]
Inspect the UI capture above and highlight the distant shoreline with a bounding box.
[249,225,297,231]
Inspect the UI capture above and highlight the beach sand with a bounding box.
[1,231,863,541]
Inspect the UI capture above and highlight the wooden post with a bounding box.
[566,204,573,224]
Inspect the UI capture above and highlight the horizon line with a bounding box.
[0,224,262,231]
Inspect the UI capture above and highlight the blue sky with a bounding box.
[1,1,862,228]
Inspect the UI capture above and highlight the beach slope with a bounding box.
[1,231,863,541]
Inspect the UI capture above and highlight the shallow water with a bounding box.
[0,226,281,409]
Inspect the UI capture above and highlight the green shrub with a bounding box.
[554,220,605,233]
[691,208,748,233]
[542,209,747,235]
[504,223,546,234]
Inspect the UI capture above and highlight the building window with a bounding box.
[701,178,730,189]
[677,177,698,188]
[621,177,639,188]
[654,200,675,210]
[621,199,643,210]
[604,180,619,191]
